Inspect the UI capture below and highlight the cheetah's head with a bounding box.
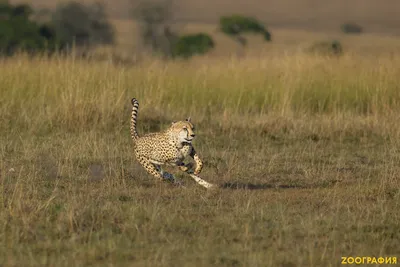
[170,117,196,144]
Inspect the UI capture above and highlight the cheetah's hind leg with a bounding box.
[137,156,178,185]
[177,163,215,189]
[154,165,177,183]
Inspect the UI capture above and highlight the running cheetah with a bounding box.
[130,98,214,188]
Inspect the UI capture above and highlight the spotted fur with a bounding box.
[130,98,203,184]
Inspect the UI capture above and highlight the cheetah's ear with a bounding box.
[186,117,191,122]
[171,121,176,125]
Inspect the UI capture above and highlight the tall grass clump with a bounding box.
[1,52,400,134]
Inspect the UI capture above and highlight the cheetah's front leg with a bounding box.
[188,148,203,175]
[184,150,214,189]
[178,162,193,173]
[179,148,203,175]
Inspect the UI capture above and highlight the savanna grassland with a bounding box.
[2,2,400,266]
[1,48,400,267]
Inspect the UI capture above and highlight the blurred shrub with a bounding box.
[32,7,53,24]
[132,1,178,58]
[0,2,61,56]
[341,23,363,34]
[220,15,272,45]
[52,1,115,49]
[172,33,214,58]
[132,1,214,59]
[307,40,343,56]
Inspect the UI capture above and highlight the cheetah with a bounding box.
[130,98,214,189]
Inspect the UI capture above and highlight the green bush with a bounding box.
[341,23,363,34]
[220,15,271,42]
[132,1,214,59]
[0,3,61,56]
[172,33,214,58]
[52,1,115,48]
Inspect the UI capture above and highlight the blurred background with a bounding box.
[24,0,400,32]
[3,0,400,61]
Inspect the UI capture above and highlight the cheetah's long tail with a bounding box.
[130,98,140,141]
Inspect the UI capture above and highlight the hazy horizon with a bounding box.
[12,0,400,34]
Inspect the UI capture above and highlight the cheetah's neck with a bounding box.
[167,131,184,149]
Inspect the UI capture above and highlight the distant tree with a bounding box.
[32,7,53,24]
[132,0,179,58]
[0,2,61,56]
[0,2,33,20]
[132,0,214,59]
[52,1,115,49]
[219,14,271,55]
[341,23,363,34]
[172,33,214,59]
[11,3,32,17]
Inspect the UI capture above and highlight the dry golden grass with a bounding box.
[0,51,399,266]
